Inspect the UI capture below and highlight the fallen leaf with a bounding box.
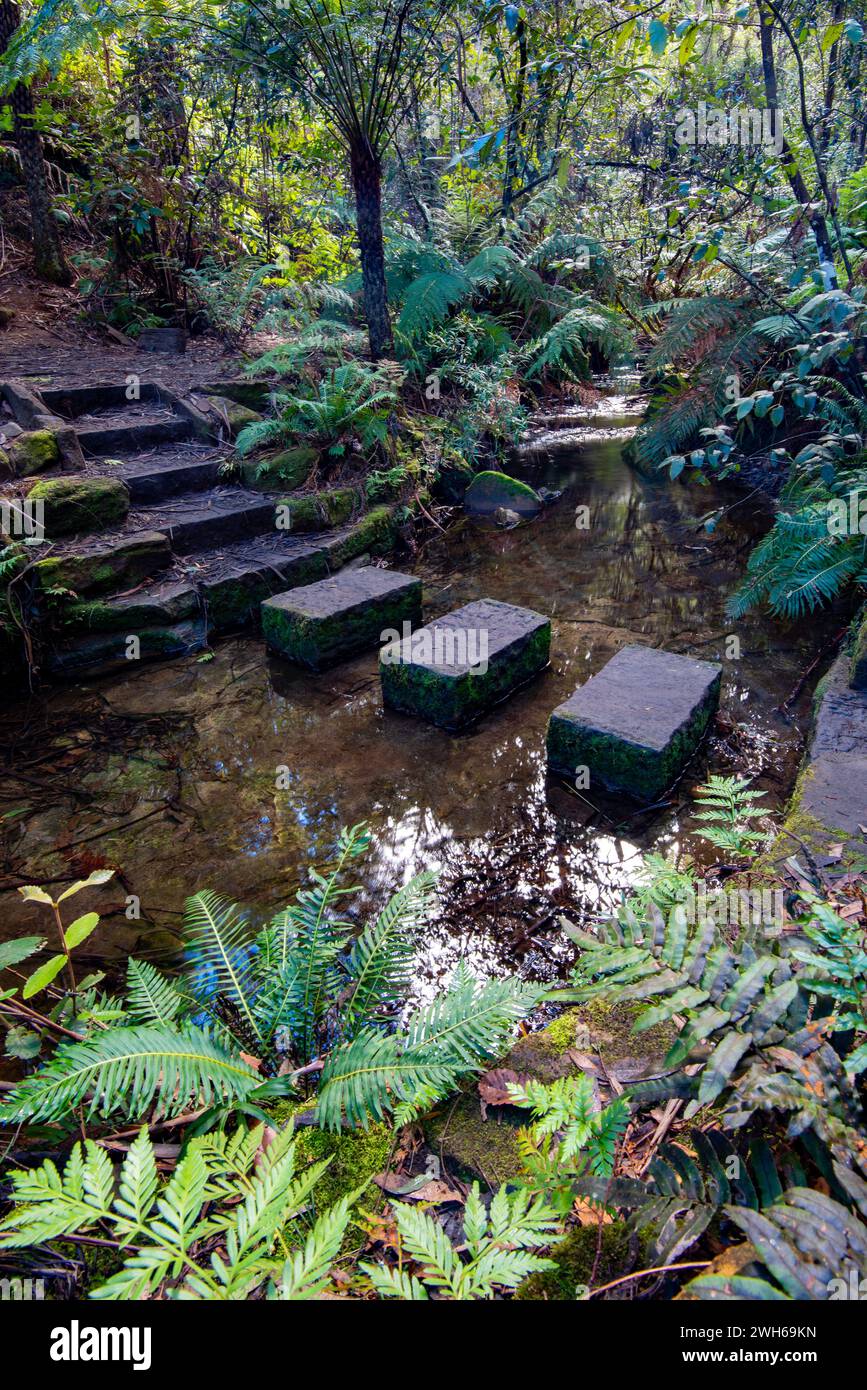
[478,1068,531,1107]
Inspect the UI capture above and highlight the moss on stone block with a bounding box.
[547,646,721,803]
[326,505,396,564]
[278,488,359,533]
[8,429,60,477]
[380,598,551,730]
[262,567,422,671]
[242,445,317,493]
[464,470,542,518]
[31,532,171,597]
[27,475,130,536]
[850,609,867,691]
[206,395,262,437]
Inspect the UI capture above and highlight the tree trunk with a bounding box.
[0,0,71,285]
[757,3,837,284]
[350,142,393,360]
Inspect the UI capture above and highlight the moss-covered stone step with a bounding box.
[45,616,207,679]
[276,488,360,533]
[61,581,200,633]
[129,488,279,554]
[27,475,130,536]
[198,537,333,634]
[547,644,721,803]
[31,532,172,596]
[0,428,60,477]
[263,566,422,671]
[380,598,551,730]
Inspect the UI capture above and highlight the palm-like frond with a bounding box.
[125,958,185,1025]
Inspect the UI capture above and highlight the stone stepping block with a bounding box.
[262,565,422,671]
[380,598,551,730]
[547,645,722,803]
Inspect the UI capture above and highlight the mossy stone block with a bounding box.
[263,566,422,671]
[31,532,171,596]
[8,429,60,477]
[380,598,551,730]
[46,617,207,679]
[325,506,396,564]
[206,395,262,436]
[850,611,867,691]
[547,645,721,803]
[27,475,130,536]
[279,488,358,533]
[62,581,199,633]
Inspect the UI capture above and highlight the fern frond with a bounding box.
[0,1025,260,1124]
[125,958,185,1026]
[343,871,437,1032]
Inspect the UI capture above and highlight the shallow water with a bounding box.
[0,409,825,1000]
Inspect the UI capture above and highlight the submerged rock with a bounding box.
[464,469,543,519]
[493,506,522,529]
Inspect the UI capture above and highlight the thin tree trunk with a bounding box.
[0,0,71,285]
[757,3,837,284]
[350,142,393,360]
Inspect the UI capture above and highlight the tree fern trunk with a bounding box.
[350,143,393,360]
[0,0,71,286]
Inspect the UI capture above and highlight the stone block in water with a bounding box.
[380,598,550,730]
[547,645,722,802]
[262,566,422,671]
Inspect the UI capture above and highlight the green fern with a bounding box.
[510,1074,630,1215]
[0,1025,262,1124]
[0,1122,353,1301]
[362,1182,559,1299]
[691,776,769,857]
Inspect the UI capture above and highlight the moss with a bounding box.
[464,470,542,518]
[8,429,60,477]
[31,534,170,596]
[515,1220,640,1300]
[206,395,263,436]
[242,446,317,493]
[278,488,359,533]
[424,1088,525,1185]
[574,995,678,1063]
[380,617,551,730]
[293,1124,392,1215]
[850,607,867,691]
[325,505,397,565]
[27,476,129,537]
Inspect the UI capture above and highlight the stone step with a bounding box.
[380,598,551,730]
[46,616,208,680]
[263,566,422,671]
[115,454,222,505]
[187,533,339,634]
[546,645,722,804]
[78,416,197,457]
[128,488,279,555]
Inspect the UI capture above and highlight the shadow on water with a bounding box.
[0,422,828,1001]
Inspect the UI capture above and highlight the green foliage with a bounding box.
[236,362,401,462]
[691,775,770,857]
[1,827,540,1135]
[684,1177,867,1301]
[790,896,867,1078]
[362,1182,559,1299]
[0,1122,354,1300]
[509,1074,630,1215]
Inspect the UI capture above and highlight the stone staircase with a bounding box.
[1,376,396,679]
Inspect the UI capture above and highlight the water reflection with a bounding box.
[0,430,825,999]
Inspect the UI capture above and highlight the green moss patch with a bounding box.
[27,476,129,536]
[515,1220,640,1300]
